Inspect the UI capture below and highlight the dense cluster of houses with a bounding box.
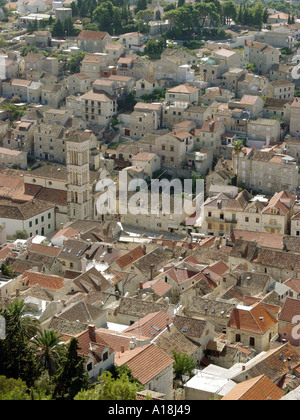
[0,0,300,401]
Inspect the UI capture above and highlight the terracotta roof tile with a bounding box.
[239,342,300,383]
[153,324,199,357]
[221,375,284,400]
[20,271,64,291]
[167,83,198,94]
[123,311,173,339]
[113,245,145,269]
[279,297,300,323]
[115,343,173,385]
[283,278,300,294]
[28,243,61,257]
[77,30,109,40]
[228,302,278,334]
[143,278,172,297]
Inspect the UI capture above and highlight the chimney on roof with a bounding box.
[130,337,136,349]
[242,365,246,371]
[139,281,143,290]
[150,264,154,280]
[88,324,96,341]
[120,345,125,353]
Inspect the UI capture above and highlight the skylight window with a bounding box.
[152,325,161,332]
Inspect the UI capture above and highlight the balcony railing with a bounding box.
[207,216,237,224]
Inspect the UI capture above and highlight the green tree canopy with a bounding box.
[32,330,65,377]
[0,300,40,387]
[74,371,139,400]
[172,350,197,382]
[0,376,31,400]
[52,337,90,400]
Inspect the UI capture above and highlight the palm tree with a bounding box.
[1,300,40,340]
[32,330,64,377]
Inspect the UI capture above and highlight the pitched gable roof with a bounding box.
[221,375,284,400]
[283,278,300,295]
[153,323,199,357]
[123,311,173,339]
[262,190,295,216]
[167,83,198,94]
[228,302,278,334]
[27,243,61,258]
[142,278,172,297]
[51,227,78,241]
[77,30,109,40]
[279,297,300,323]
[115,343,173,385]
[59,301,105,324]
[173,315,210,339]
[19,271,64,291]
[113,245,145,269]
[72,267,113,293]
[116,297,169,319]
[68,326,114,363]
[235,342,300,383]
[58,238,90,261]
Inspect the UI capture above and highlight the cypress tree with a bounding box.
[52,337,90,400]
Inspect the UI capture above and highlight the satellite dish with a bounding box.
[292,63,300,80]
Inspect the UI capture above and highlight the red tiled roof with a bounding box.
[115,343,173,385]
[20,271,64,291]
[204,261,229,279]
[228,302,278,334]
[283,278,300,294]
[71,327,114,363]
[77,30,109,40]
[221,375,284,400]
[279,298,300,324]
[262,190,295,216]
[242,342,300,382]
[0,245,16,260]
[123,311,173,339]
[113,245,145,269]
[167,84,198,94]
[143,278,172,297]
[28,243,61,257]
[51,227,78,241]
[231,229,284,250]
